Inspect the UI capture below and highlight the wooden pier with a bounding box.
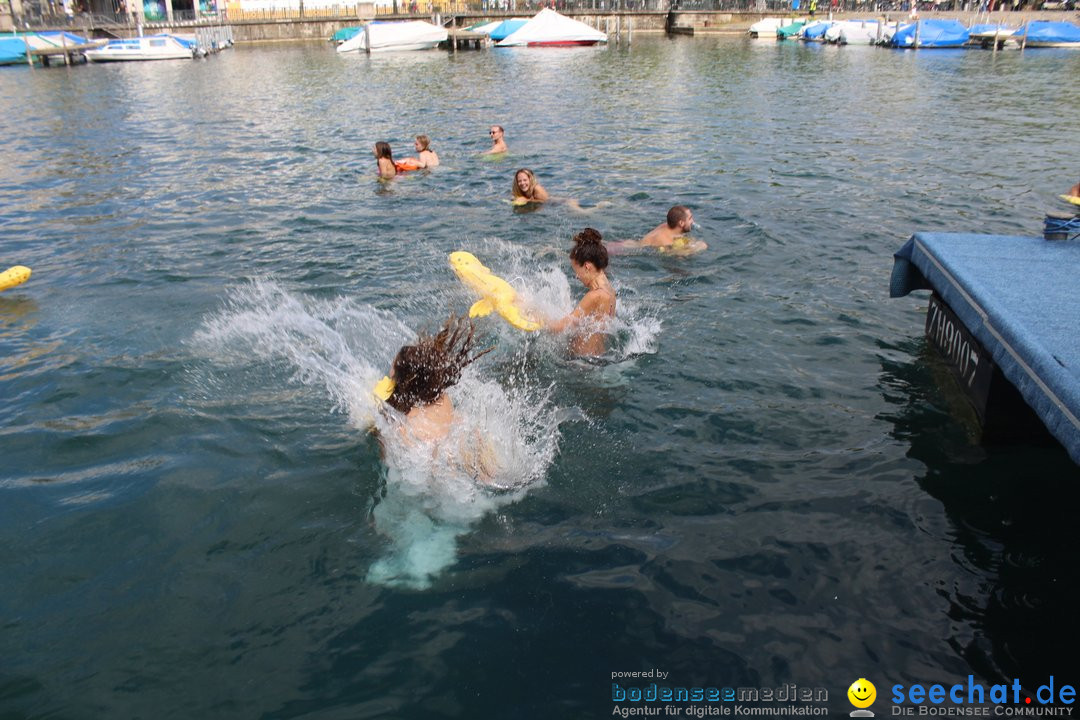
[444,27,489,51]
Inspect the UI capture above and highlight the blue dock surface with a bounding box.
[891,232,1080,463]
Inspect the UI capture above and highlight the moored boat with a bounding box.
[495,9,607,47]
[748,17,785,38]
[85,34,195,62]
[825,19,879,44]
[1013,20,1080,47]
[776,20,806,39]
[336,20,448,53]
[890,19,969,48]
[968,23,1018,48]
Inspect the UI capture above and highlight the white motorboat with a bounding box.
[336,21,447,52]
[85,34,196,62]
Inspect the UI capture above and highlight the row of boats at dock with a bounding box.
[332,8,607,53]
[748,16,1080,47]
[0,27,232,65]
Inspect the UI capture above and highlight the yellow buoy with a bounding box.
[0,265,32,292]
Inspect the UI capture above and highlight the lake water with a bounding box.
[2,35,1079,719]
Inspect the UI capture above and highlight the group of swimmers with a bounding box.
[373,124,701,456]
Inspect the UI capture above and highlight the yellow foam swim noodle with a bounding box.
[448,251,541,332]
[374,375,395,402]
[0,265,32,292]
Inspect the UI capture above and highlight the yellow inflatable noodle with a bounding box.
[0,265,32,292]
[448,251,541,332]
[511,197,530,206]
[374,375,395,402]
[1060,194,1080,207]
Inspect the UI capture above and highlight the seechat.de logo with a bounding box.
[848,678,877,717]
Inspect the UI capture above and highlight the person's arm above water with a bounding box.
[548,289,605,333]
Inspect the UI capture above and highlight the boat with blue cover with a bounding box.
[1014,20,1080,47]
[1,31,105,65]
[891,19,969,48]
[800,20,833,41]
[488,18,528,42]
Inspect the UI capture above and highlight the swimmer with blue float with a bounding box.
[546,228,616,357]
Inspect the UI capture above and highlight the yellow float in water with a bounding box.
[448,251,541,332]
[373,375,395,402]
[1060,194,1080,207]
[0,265,32,292]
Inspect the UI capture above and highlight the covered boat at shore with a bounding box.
[968,23,1018,48]
[336,20,447,52]
[800,20,834,41]
[487,18,529,42]
[495,9,607,47]
[747,17,786,38]
[824,19,880,44]
[776,20,806,39]
[85,34,195,62]
[890,19,969,48]
[1014,20,1080,47]
[1,31,106,64]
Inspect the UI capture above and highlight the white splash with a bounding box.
[192,279,561,589]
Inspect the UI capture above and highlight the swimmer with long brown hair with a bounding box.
[384,315,492,442]
[547,228,616,356]
[374,141,396,180]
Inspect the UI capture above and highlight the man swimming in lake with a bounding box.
[642,205,694,247]
[484,125,507,155]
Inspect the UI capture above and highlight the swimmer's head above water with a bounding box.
[386,315,492,415]
[569,227,609,275]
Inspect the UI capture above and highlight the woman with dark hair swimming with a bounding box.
[374,141,397,180]
[384,315,493,444]
[547,228,616,356]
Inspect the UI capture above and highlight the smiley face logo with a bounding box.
[848,678,876,709]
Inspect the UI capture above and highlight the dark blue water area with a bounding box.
[1,36,1079,719]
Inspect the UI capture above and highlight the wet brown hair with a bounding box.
[666,205,691,229]
[374,141,393,161]
[386,315,493,415]
[569,228,608,271]
[415,135,431,151]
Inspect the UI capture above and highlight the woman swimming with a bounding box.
[374,141,397,180]
[547,228,616,356]
[384,315,493,444]
[512,168,549,204]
